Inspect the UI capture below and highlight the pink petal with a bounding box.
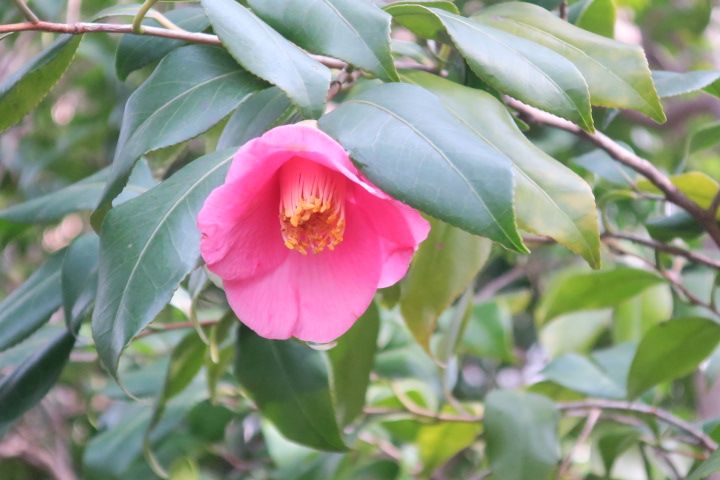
[351,187,431,288]
[197,178,288,280]
[223,203,382,343]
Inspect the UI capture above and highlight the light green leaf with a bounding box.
[637,171,720,219]
[319,83,527,252]
[477,2,665,123]
[568,0,616,38]
[405,71,600,267]
[396,6,594,130]
[627,317,720,398]
[541,353,625,398]
[93,45,265,227]
[536,268,665,325]
[0,35,82,133]
[418,417,481,473]
[485,390,560,480]
[234,327,346,451]
[327,303,380,427]
[613,284,672,342]
[116,7,210,80]
[461,301,515,362]
[540,310,612,358]
[201,0,330,118]
[652,70,720,98]
[92,149,235,377]
[687,448,720,480]
[685,121,720,161]
[248,0,397,81]
[400,217,491,351]
[0,250,65,352]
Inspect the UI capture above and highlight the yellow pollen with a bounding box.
[278,159,346,255]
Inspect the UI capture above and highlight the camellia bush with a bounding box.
[1,0,720,478]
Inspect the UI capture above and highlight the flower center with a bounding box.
[278,159,346,255]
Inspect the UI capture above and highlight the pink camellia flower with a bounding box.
[197,123,430,343]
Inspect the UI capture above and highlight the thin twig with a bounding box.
[559,408,601,476]
[0,21,348,69]
[559,1,568,20]
[604,232,720,270]
[558,400,718,452]
[12,0,39,23]
[136,319,221,338]
[506,96,720,248]
[475,265,526,301]
[710,189,720,219]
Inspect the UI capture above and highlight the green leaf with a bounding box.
[319,83,527,252]
[217,87,293,149]
[687,448,720,480]
[536,268,665,325]
[652,70,720,98]
[461,301,515,362]
[400,217,492,351]
[540,310,612,358]
[477,2,666,123]
[92,45,265,227]
[613,284,672,342]
[418,417,481,473]
[0,160,154,227]
[397,7,594,130]
[637,171,720,219]
[568,0,616,38]
[627,317,720,398]
[61,233,100,329]
[327,303,380,427]
[0,35,81,133]
[248,0,397,81]
[234,327,346,451]
[573,147,638,186]
[646,211,706,242]
[116,7,210,80]
[0,250,65,352]
[685,121,720,162]
[0,323,78,430]
[405,71,600,267]
[201,0,331,118]
[92,148,235,377]
[485,390,560,480]
[541,353,625,398]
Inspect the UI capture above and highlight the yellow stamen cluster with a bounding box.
[279,159,346,255]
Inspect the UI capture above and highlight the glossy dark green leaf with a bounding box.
[613,284,672,343]
[327,302,380,427]
[248,0,397,81]
[0,321,78,430]
[92,148,235,376]
[0,35,81,133]
[0,160,154,227]
[93,45,265,227]
[536,268,665,325]
[217,87,293,149]
[61,233,100,330]
[319,83,526,252]
[627,317,720,398]
[234,327,346,451]
[541,353,625,398]
[568,0,616,38]
[400,217,491,351]
[201,0,331,118]
[646,211,705,242]
[477,2,666,123]
[405,71,600,267]
[0,250,65,352]
[395,6,593,130]
[116,7,210,80]
[485,390,560,480]
[652,70,720,98]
